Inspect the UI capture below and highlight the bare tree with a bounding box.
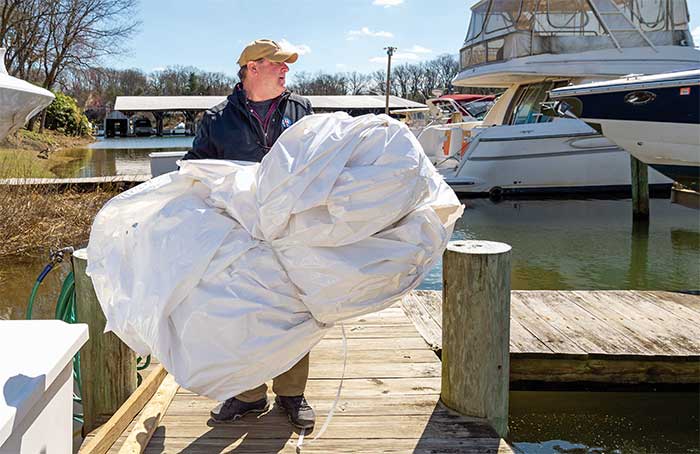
[1,0,53,80]
[1,0,140,89]
[369,69,386,95]
[392,64,412,99]
[406,64,423,101]
[40,0,140,90]
[430,54,460,94]
[418,61,438,101]
[345,71,370,95]
[288,71,347,95]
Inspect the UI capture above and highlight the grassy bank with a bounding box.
[0,184,119,257]
[0,129,111,257]
[0,129,93,178]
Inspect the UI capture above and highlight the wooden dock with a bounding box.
[0,175,150,188]
[82,305,514,453]
[403,290,700,384]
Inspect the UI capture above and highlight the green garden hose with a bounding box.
[26,252,83,423]
[26,249,151,422]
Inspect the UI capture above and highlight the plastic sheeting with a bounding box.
[86,112,463,400]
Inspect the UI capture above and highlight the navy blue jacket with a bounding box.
[183,84,312,162]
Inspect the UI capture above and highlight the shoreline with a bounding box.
[0,128,112,258]
[0,129,95,179]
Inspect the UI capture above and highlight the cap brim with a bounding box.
[269,51,298,64]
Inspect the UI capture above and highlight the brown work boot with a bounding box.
[275,395,315,429]
[210,396,269,423]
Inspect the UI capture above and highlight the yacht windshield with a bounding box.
[508,81,565,125]
[460,0,691,69]
[462,99,495,119]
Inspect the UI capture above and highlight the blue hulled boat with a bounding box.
[550,70,700,187]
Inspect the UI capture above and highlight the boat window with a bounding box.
[509,81,561,125]
[543,0,595,33]
[462,100,496,120]
[634,1,664,30]
[461,43,487,67]
[464,0,491,44]
[669,0,690,28]
[485,0,525,35]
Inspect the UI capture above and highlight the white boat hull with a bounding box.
[595,120,699,169]
[433,119,672,194]
[442,148,671,194]
[0,49,54,141]
[0,79,54,140]
[549,69,700,186]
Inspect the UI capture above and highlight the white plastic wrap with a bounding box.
[86,112,463,400]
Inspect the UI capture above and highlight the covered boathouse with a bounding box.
[112,95,426,136]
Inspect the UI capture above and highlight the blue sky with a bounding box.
[113,0,700,80]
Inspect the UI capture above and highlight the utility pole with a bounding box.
[384,46,396,115]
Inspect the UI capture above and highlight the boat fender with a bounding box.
[442,128,470,157]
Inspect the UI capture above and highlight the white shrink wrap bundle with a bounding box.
[86,112,463,400]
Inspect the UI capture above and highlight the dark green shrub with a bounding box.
[44,92,91,136]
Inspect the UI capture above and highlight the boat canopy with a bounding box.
[460,0,692,70]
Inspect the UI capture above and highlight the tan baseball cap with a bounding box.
[237,39,299,67]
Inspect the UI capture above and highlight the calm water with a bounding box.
[421,197,700,292]
[510,391,699,454]
[3,141,699,453]
[50,136,192,177]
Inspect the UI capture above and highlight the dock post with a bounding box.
[441,240,511,438]
[72,248,137,435]
[154,112,164,137]
[631,156,649,220]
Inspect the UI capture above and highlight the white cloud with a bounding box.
[692,26,700,48]
[278,39,311,55]
[373,0,403,7]
[336,63,348,69]
[369,52,421,63]
[151,67,165,72]
[407,45,432,54]
[347,27,394,40]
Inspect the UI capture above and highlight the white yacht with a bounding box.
[0,48,55,141]
[420,0,699,195]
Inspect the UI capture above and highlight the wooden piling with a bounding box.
[73,248,137,435]
[441,240,511,438]
[631,156,650,220]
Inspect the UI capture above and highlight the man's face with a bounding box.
[249,58,289,95]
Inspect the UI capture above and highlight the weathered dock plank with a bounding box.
[0,174,150,188]
[565,291,699,355]
[638,290,700,316]
[96,306,514,453]
[402,290,700,384]
[510,293,588,355]
[517,291,646,356]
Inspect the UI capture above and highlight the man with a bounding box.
[182,39,315,430]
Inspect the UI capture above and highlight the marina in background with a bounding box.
[417,0,699,195]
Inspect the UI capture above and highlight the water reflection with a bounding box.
[88,136,193,150]
[419,198,700,292]
[50,136,192,178]
[0,255,70,320]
